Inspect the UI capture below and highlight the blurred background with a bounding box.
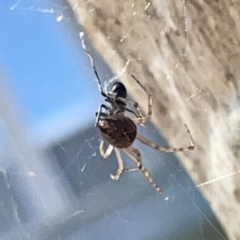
[0,0,228,240]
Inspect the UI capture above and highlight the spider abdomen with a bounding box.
[98,116,137,148]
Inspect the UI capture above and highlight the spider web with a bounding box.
[0,0,239,240]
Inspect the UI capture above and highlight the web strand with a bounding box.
[196,169,240,188]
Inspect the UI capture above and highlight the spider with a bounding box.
[80,33,194,194]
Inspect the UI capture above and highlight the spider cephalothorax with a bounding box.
[96,81,137,148]
[81,32,194,194]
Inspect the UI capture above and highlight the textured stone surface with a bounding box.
[67,1,240,239]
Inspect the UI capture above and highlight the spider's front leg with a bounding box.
[115,75,152,124]
[95,104,111,127]
[131,75,153,124]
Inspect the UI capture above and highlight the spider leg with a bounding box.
[99,139,114,158]
[110,148,125,180]
[80,32,107,98]
[99,141,126,180]
[105,98,139,118]
[136,124,194,153]
[116,97,145,119]
[110,148,140,180]
[113,75,152,123]
[95,104,112,127]
[120,105,140,118]
[123,146,163,194]
[131,75,152,123]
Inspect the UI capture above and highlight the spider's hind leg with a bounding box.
[111,148,144,181]
[136,124,194,153]
[99,141,124,180]
[99,139,114,158]
[110,148,125,180]
[123,146,163,194]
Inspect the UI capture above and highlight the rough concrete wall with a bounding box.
[66,0,240,239]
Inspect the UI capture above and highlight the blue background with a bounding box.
[0,0,100,143]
